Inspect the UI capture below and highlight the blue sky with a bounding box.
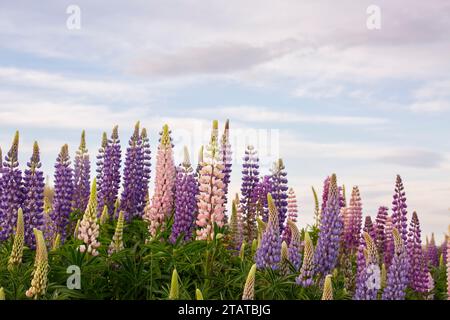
[0,0,449,242]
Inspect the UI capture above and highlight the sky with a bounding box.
[0,1,449,243]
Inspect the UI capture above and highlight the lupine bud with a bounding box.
[0,287,4,300]
[242,264,256,300]
[239,242,246,261]
[296,232,314,287]
[26,228,49,299]
[321,275,333,300]
[8,208,25,270]
[256,217,266,248]
[312,186,320,226]
[73,130,91,212]
[381,263,387,289]
[280,241,290,275]
[51,233,61,251]
[99,205,109,225]
[251,239,257,257]
[77,179,100,256]
[169,269,179,300]
[196,288,204,300]
[287,220,302,271]
[108,211,125,255]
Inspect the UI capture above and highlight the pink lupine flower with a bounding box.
[144,124,176,238]
[77,179,100,256]
[195,120,226,241]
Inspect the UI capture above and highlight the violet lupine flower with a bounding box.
[73,130,91,212]
[313,173,343,278]
[391,175,408,244]
[51,144,74,241]
[23,142,45,248]
[287,220,301,271]
[321,176,330,213]
[296,232,314,287]
[252,175,272,223]
[240,145,260,242]
[384,216,394,266]
[0,131,24,241]
[269,159,288,233]
[228,196,244,251]
[255,193,281,270]
[363,216,377,242]
[375,206,388,257]
[426,233,439,268]
[96,132,108,208]
[139,127,152,216]
[120,122,147,220]
[145,125,175,238]
[220,119,232,222]
[441,235,447,264]
[170,147,198,244]
[407,211,429,293]
[382,228,409,300]
[97,126,122,216]
[195,120,226,241]
[343,186,362,254]
[281,188,298,245]
[447,225,450,300]
[354,233,380,300]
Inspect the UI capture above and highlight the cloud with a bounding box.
[409,100,450,113]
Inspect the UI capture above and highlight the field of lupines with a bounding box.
[0,119,448,300]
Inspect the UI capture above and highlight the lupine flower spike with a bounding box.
[407,211,428,293]
[447,225,450,300]
[73,130,91,212]
[99,205,109,225]
[195,288,204,300]
[169,268,179,300]
[242,264,256,300]
[108,211,125,255]
[287,220,302,271]
[146,124,176,238]
[8,208,24,270]
[321,275,333,300]
[77,179,101,256]
[228,199,242,250]
[296,232,314,287]
[282,188,298,244]
[52,234,61,251]
[220,119,232,222]
[354,232,380,300]
[280,241,290,275]
[26,228,49,299]
[391,175,408,243]
[269,159,288,233]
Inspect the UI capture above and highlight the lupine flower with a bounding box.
[447,225,450,300]
[51,144,74,241]
[426,233,439,267]
[42,211,56,248]
[96,132,107,208]
[139,127,152,216]
[384,216,394,266]
[8,208,24,270]
[73,219,80,238]
[280,241,290,275]
[170,147,198,243]
[321,176,330,213]
[195,120,226,241]
[23,142,45,248]
[145,125,176,238]
[195,288,204,300]
[239,241,246,261]
[321,275,333,300]
[169,268,179,300]
[242,264,257,300]
[196,145,204,178]
[98,126,122,216]
[26,228,49,299]
[252,175,271,223]
[375,206,388,257]
[296,232,314,287]
[382,228,408,300]
[240,145,260,242]
[381,263,387,289]
[228,198,243,250]
[391,175,408,244]
[73,130,91,212]
[312,186,320,226]
[407,211,429,293]
[51,233,61,251]
[354,233,380,300]
[426,271,434,300]
[255,194,281,270]
[314,174,343,278]
[0,131,24,241]
[220,119,232,221]
[441,235,448,264]
[108,210,125,255]
[343,186,362,254]
[120,122,147,220]
[269,159,288,233]
[287,220,301,271]
[99,205,109,225]
[77,179,100,256]
[281,188,298,244]
[363,216,377,242]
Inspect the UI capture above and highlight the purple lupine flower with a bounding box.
[426,233,439,268]
[96,132,107,212]
[321,176,330,213]
[338,185,346,209]
[23,142,45,248]
[384,216,394,266]
[281,187,299,245]
[228,196,243,251]
[269,159,288,233]
[354,233,380,300]
[50,144,74,241]
[240,145,259,242]
[139,127,151,216]
[170,147,198,243]
[73,130,91,212]
[287,220,302,271]
[391,175,408,244]
[120,122,147,220]
[313,173,343,278]
[0,131,24,241]
[375,206,388,257]
[343,186,362,254]
[220,119,232,222]
[97,126,122,217]
[363,216,377,242]
[252,175,272,223]
[407,212,429,293]
[255,193,281,270]
[382,228,409,300]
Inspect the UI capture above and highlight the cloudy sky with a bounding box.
[0,1,449,242]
